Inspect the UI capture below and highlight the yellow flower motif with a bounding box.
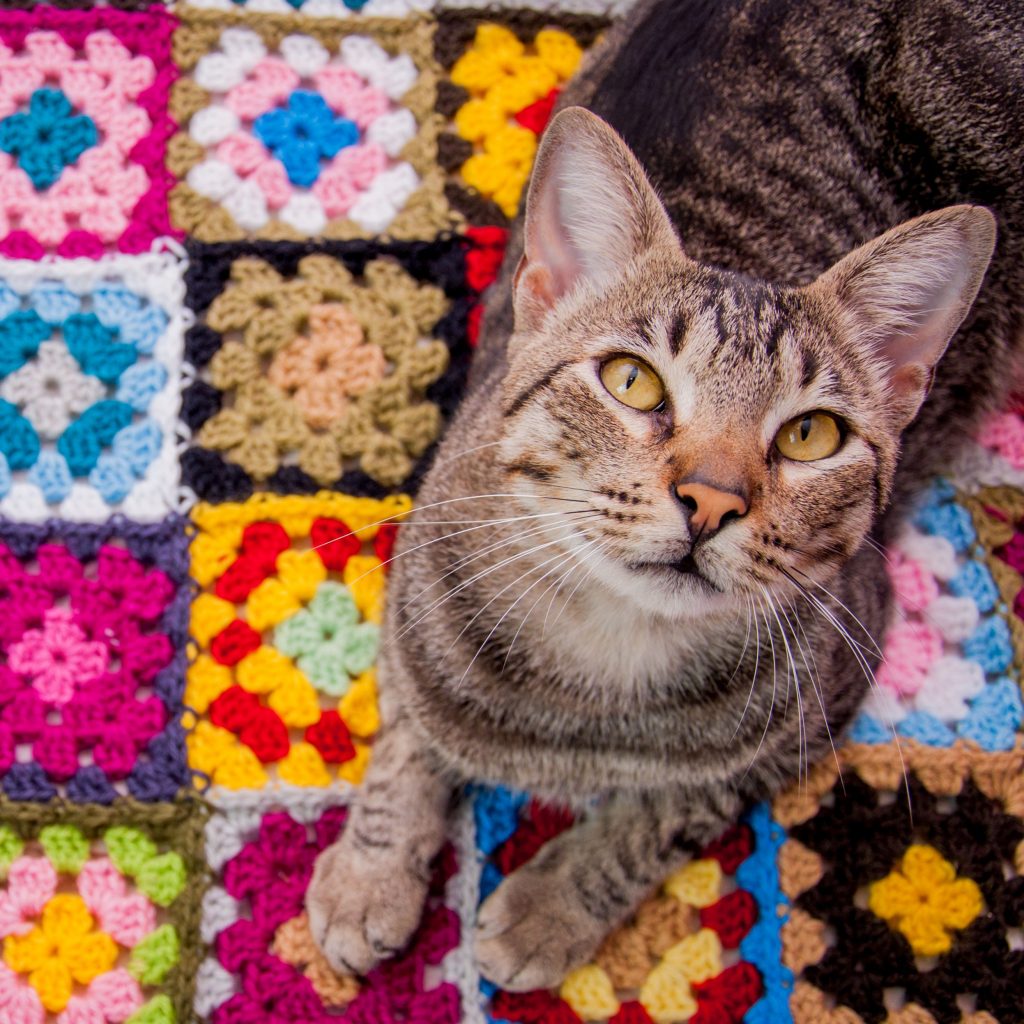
[451,24,583,216]
[2,894,117,1012]
[868,844,983,956]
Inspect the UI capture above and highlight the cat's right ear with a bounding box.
[513,107,681,334]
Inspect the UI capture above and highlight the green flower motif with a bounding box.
[137,852,187,908]
[275,581,379,697]
[104,827,157,877]
[126,994,175,1024]
[0,825,23,878]
[40,825,88,874]
[129,923,179,984]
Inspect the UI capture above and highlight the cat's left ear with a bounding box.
[808,205,996,428]
[513,107,681,334]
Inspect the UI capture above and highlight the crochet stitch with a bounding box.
[473,788,767,1024]
[169,8,452,241]
[0,517,190,804]
[0,252,187,521]
[194,790,462,1023]
[0,797,206,1024]
[434,10,609,226]
[181,237,474,500]
[0,7,177,258]
[186,492,410,790]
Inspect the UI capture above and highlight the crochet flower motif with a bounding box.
[275,581,378,696]
[2,892,117,1013]
[267,303,386,429]
[272,912,360,1009]
[0,340,105,440]
[0,28,159,248]
[254,90,360,188]
[867,844,983,955]
[7,606,109,706]
[183,29,422,236]
[0,88,97,191]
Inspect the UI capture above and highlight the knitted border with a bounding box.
[0,249,192,522]
[169,7,454,242]
[434,7,610,227]
[0,6,178,259]
[0,515,193,803]
[0,795,209,1024]
[180,237,474,502]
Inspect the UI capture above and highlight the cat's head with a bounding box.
[499,107,996,619]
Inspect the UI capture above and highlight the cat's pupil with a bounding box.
[626,366,639,389]
[800,416,813,441]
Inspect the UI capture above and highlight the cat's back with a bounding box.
[580,0,1024,281]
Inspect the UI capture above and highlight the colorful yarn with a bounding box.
[775,750,1024,1024]
[0,7,178,257]
[181,237,474,498]
[473,789,764,1024]
[0,803,204,1024]
[0,253,186,521]
[435,12,608,227]
[195,795,461,1023]
[170,8,450,241]
[0,517,190,803]
[187,492,410,789]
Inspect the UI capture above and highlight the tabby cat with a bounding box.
[307,0,1022,992]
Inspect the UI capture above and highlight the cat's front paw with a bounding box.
[475,866,605,991]
[306,842,428,976]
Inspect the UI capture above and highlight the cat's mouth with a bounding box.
[629,554,720,591]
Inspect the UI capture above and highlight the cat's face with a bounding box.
[498,109,995,619]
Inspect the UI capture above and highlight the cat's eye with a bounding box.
[775,411,843,461]
[600,357,665,411]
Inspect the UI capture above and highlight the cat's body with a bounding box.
[308,0,1021,992]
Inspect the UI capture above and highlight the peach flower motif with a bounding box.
[268,303,386,430]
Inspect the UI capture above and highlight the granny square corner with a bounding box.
[0,798,206,1024]
[186,491,409,791]
[169,7,452,242]
[0,251,188,521]
[472,788,781,1024]
[0,517,191,804]
[0,5,178,259]
[195,789,463,1023]
[180,237,473,501]
[433,8,609,227]
[774,742,1024,1024]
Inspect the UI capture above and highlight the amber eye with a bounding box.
[600,357,665,411]
[775,411,843,461]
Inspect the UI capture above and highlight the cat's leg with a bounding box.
[476,787,742,991]
[306,711,454,975]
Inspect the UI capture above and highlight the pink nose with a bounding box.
[675,481,748,534]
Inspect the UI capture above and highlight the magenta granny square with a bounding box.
[0,7,177,259]
[0,517,190,803]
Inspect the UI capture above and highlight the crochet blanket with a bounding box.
[0,4,1020,1024]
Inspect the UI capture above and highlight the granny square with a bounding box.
[187,491,410,791]
[472,789,781,1024]
[194,790,463,1023]
[0,517,191,804]
[169,7,452,242]
[180,238,473,502]
[0,6,177,259]
[0,799,206,1024]
[434,9,608,227]
[0,252,188,521]
[184,0,435,15]
[774,744,1024,1024]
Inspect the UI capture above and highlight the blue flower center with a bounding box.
[253,90,361,188]
[0,87,98,191]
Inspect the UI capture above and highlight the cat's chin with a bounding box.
[599,554,740,620]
